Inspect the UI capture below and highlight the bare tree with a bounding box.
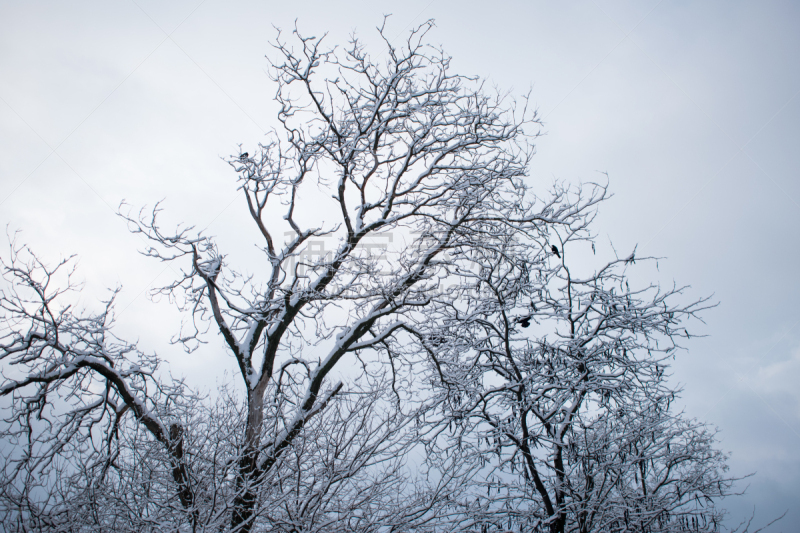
[0,240,200,531]
[120,19,552,531]
[413,201,740,533]
[562,395,733,533]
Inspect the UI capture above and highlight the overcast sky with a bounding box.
[1,1,798,530]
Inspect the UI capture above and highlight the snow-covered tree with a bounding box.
[411,198,739,533]
[0,20,742,533]
[0,20,538,532]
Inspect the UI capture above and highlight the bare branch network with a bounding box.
[0,20,755,533]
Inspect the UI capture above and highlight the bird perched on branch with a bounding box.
[550,245,560,258]
[515,315,531,328]
[240,152,249,160]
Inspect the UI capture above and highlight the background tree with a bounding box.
[562,395,733,533]
[413,194,739,533]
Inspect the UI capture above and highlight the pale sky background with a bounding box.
[1,1,798,530]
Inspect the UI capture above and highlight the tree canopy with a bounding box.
[0,21,744,533]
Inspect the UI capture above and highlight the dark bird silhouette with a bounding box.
[515,315,531,328]
[624,245,637,265]
[550,245,560,258]
[240,152,249,160]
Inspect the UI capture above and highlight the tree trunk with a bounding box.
[230,448,260,533]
